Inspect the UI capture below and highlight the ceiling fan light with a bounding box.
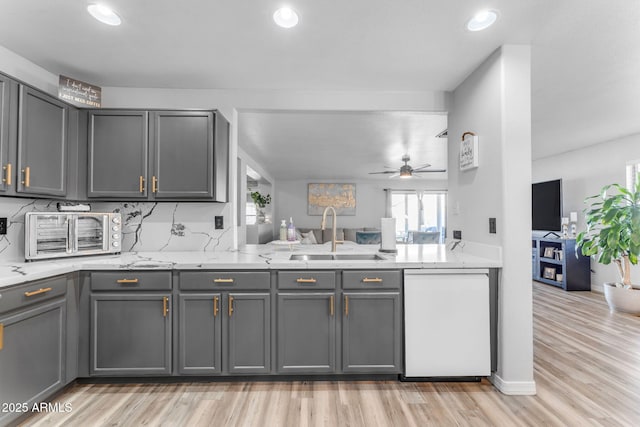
[399,168,412,178]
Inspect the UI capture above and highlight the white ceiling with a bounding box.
[238,110,448,180]
[0,0,638,176]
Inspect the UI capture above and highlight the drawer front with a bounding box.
[0,275,67,314]
[278,271,336,290]
[342,270,401,290]
[91,271,172,291]
[180,271,270,290]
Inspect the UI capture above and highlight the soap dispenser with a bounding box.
[287,217,296,241]
[279,220,287,241]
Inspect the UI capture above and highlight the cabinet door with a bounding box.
[227,293,270,374]
[151,111,213,199]
[0,74,17,194]
[0,300,66,426]
[90,294,171,376]
[178,293,222,375]
[17,86,68,196]
[277,292,335,374]
[87,110,148,198]
[342,292,401,373]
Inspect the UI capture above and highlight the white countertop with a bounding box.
[0,242,501,289]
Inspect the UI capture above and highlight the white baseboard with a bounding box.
[490,373,537,395]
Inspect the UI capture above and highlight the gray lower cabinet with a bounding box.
[342,292,401,373]
[277,292,336,373]
[178,293,222,375]
[0,299,66,426]
[90,293,171,376]
[227,292,270,374]
[16,85,68,197]
[178,270,271,375]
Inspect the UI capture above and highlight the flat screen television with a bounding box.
[532,179,562,231]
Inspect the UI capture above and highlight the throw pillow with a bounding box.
[300,230,318,245]
[356,231,381,245]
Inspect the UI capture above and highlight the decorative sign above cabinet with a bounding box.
[58,75,101,108]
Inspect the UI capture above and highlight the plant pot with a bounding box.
[256,209,266,224]
[603,282,640,315]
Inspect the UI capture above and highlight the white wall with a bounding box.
[533,133,640,291]
[449,45,535,395]
[275,178,447,232]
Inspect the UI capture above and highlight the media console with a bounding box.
[532,237,591,291]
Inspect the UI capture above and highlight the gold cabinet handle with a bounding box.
[228,295,234,317]
[344,295,349,317]
[362,277,383,283]
[2,163,11,185]
[213,278,234,284]
[116,278,139,284]
[0,323,4,351]
[24,287,52,297]
[213,296,219,317]
[152,176,158,193]
[163,296,169,317]
[21,166,30,187]
[296,278,317,284]
[330,295,334,317]
[139,176,145,193]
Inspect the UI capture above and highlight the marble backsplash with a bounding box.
[0,197,232,262]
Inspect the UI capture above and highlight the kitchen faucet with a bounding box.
[321,206,343,252]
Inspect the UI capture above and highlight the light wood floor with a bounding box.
[20,282,640,426]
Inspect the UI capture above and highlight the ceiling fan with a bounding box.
[368,155,445,178]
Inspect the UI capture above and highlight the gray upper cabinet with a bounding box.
[17,86,68,197]
[90,293,172,376]
[342,292,402,373]
[86,109,228,201]
[0,74,17,195]
[151,111,213,199]
[87,110,148,198]
[277,292,336,374]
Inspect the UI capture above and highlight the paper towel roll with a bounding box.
[380,218,397,252]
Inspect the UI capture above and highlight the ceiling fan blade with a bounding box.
[412,163,432,171]
[368,170,398,174]
[413,169,447,173]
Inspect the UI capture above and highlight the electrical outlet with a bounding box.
[489,218,496,234]
[453,230,462,240]
[0,217,6,235]
[214,216,223,230]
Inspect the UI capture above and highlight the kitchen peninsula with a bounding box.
[0,243,500,426]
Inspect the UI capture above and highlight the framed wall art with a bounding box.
[459,131,479,171]
[308,183,356,215]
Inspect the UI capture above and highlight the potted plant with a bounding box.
[576,173,640,314]
[251,191,271,223]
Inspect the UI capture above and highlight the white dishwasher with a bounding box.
[404,269,491,378]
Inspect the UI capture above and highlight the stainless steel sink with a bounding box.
[289,254,335,261]
[333,254,386,261]
[289,253,386,261]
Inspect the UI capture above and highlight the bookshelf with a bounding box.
[532,237,591,291]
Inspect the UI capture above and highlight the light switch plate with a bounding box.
[453,230,462,240]
[214,216,223,230]
[0,217,6,235]
[489,218,496,234]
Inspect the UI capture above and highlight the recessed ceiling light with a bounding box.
[466,10,498,32]
[273,7,299,29]
[87,4,122,26]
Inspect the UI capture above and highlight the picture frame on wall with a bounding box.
[543,267,556,280]
[307,183,356,215]
[459,131,479,171]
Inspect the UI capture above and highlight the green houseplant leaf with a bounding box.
[576,173,640,286]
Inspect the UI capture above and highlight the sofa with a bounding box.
[296,227,381,244]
